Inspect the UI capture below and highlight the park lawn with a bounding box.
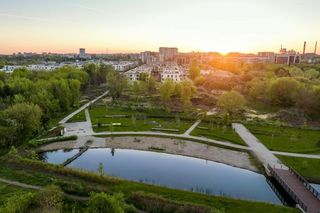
[67,110,86,123]
[191,121,247,146]
[0,158,297,213]
[90,106,195,134]
[246,124,320,154]
[277,155,320,183]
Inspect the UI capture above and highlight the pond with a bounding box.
[42,148,282,204]
[40,149,79,164]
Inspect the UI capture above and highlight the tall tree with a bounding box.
[217,91,246,115]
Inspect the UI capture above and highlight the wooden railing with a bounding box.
[267,165,308,212]
[288,167,320,200]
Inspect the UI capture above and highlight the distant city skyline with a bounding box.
[0,0,319,54]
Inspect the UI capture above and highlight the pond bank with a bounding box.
[38,135,258,172]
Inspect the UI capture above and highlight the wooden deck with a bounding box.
[269,166,320,213]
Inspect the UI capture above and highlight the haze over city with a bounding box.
[1,0,320,54]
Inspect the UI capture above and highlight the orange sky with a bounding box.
[0,0,319,54]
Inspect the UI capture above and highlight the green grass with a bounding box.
[67,110,86,123]
[191,121,247,146]
[246,124,320,153]
[0,158,297,213]
[277,155,320,183]
[89,106,195,134]
[0,182,32,206]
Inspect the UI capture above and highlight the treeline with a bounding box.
[198,63,320,119]
[0,64,114,148]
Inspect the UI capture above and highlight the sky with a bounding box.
[0,0,319,54]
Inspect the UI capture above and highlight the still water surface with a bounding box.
[42,148,282,204]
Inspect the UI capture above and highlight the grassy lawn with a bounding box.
[0,158,297,213]
[89,106,195,134]
[67,110,86,123]
[277,155,320,183]
[246,124,320,153]
[191,121,247,146]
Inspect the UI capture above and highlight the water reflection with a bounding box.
[54,148,282,204]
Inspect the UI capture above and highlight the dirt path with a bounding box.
[0,177,88,201]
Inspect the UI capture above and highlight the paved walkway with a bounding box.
[63,109,94,136]
[183,120,201,136]
[272,151,320,159]
[232,123,287,170]
[59,90,109,124]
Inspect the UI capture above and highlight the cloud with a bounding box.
[72,4,104,13]
[0,12,77,24]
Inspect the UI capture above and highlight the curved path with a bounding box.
[0,177,88,201]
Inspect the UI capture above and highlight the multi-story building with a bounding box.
[140,51,159,64]
[160,64,182,82]
[124,65,152,81]
[159,47,178,63]
[275,48,300,65]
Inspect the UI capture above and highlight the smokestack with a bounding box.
[303,41,306,55]
[314,41,318,57]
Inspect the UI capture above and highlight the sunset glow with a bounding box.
[1,0,320,54]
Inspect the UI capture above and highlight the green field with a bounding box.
[89,105,195,134]
[0,158,298,213]
[246,124,320,153]
[67,110,86,123]
[277,155,320,183]
[191,121,246,145]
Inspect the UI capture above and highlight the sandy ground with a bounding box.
[38,136,258,172]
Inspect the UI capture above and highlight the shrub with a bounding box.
[87,192,128,213]
[127,192,215,213]
[0,192,35,213]
[36,185,64,213]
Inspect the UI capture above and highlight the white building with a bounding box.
[0,65,23,73]
[124,65,152,81]
[161,64,182,82]
[102,61,138,71]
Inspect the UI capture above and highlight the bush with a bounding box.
[0,192,35,213]
[36,185,64,213]
[127,192,215,213]
[87,192,128,213]
[28,135,78,147]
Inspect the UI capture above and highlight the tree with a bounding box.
[107,71,128,100]
[1,102,42,145]
[145,76,157,95]
[304,68,319,80]
[87,193,127,213]
[247,78,268,101]
[159,79,175,105]
[189,60,200,80]
[295,86,319,116]
[176,80,196,109]
[217,91,246,114]
[269,77,301,107]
